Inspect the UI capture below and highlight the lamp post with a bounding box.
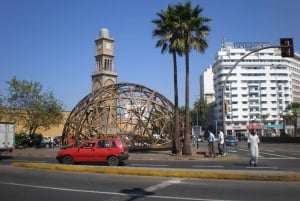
[215,120,218,135]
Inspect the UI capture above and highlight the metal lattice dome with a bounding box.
[62,82,177,147]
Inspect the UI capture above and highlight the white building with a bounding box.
[200,65,215,104]
[211,41,300,137]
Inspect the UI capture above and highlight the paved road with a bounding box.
[1,165,299,201]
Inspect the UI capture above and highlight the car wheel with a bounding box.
[108,156,119,166]
[62,155,74,164]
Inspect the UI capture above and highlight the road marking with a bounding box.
[240,157,299,160]
[259,157,298,160]
[260,152,292,158]
[264,149,275,152]
[246,166,278,170]
[7,159,49,163]
[192,165,224,168]
[131,164,168,167]
[145,178,181,192]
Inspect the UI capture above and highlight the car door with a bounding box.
[75,141,96,162]
[94,139,112,162]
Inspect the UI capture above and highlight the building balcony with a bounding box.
[248,96,260,100]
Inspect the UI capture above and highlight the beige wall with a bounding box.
[13,111,70,137]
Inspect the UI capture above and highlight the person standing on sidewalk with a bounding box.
[208,130,216,157]
[218,130,226,157]
[248,130,260,166]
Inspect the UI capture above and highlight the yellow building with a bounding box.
[13,111,70,138]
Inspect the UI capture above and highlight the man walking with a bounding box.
[218,130,226,156]
[248,130,260,166]
[208,130,216,157]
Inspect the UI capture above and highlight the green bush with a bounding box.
[15,133,43,148]
[15,133,29,149]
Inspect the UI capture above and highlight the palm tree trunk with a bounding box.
[182,52,191,155]
[172,52,181,154]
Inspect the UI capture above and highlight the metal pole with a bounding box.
[215,120,218,136]
[196,109,199,126]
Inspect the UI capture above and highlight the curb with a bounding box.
[11,162,300,182]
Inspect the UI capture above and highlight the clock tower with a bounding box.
[92,28,117,92]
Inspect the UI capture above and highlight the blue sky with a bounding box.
[1,0,299,111]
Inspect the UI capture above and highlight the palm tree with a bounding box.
[152,5,183,154]
[193,98,207,126]
[174,1,211,155]
[286,102,300,136]
[198,98,208,126]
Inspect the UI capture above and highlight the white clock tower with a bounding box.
[92,28,117,92]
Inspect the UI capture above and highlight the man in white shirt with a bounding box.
[218,130,226,156]
[207,130,215,157]
[248,130,260,166]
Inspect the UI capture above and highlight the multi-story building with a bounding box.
[199,65,215,130]
[211,41,300,137]
[200,65,215,104]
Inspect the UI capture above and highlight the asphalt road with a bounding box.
[0,165,299,201]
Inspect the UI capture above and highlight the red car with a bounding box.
[56,138,129,166]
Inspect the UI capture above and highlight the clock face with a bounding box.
[105,43,111,49]
[97,44,102,49]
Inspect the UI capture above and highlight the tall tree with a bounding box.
[175,1,211,155]
[0,92,4,120]
[286,102,300,136]
[193,97,207,126]
[152,5,183,154]
[3,76,65,134]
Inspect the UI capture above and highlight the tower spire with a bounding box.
[91,28,117,92]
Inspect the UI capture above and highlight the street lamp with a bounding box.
[215,120,218,135]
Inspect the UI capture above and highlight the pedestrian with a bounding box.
[218,130,226,156]
[207,130,216,157]
[248,129,260,166]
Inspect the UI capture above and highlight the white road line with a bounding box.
[237,148,248,152]
[240,157,298,160]
[259,157,298,160]
[260,152,291,158]
[245,166,278,169]
[7,159,49,163]
[145,178,181,192]
[192,165,224,168]
[131,164,169,167]
[263,149,275,152]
